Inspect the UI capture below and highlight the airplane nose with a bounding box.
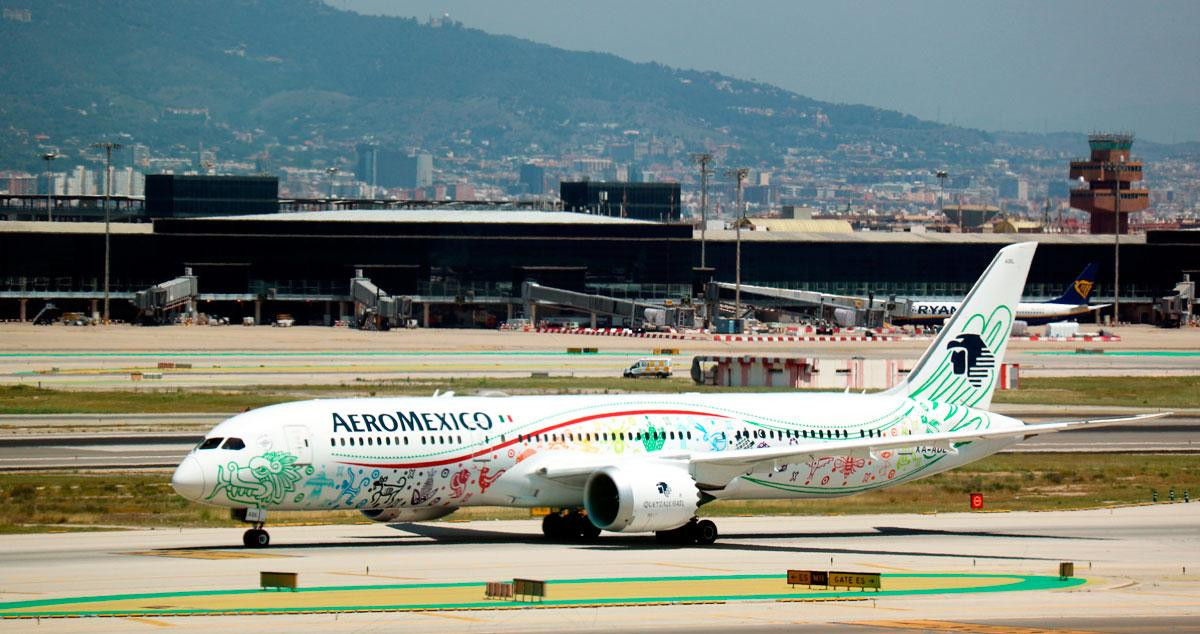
[171,457,206,501]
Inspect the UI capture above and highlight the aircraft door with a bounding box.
[284,425,313,464]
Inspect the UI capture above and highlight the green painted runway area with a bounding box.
[0,572,1085,618]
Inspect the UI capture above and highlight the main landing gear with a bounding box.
[655,518,718,546]
[541,509,602,541]
[235,508,271,548]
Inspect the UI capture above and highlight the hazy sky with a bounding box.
[335,0,1200,143]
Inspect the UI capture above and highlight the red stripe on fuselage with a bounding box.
[337,408,730,469]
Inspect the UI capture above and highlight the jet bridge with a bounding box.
[712,282,902,328]
[521,282,693,330]
[132,270,198,324]
[351,270,412,330]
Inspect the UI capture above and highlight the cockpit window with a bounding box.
[221,437,245,450]
[198,437,223,450]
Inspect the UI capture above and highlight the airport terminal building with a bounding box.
[0,209,1196,326]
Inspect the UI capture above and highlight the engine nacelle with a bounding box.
[360,507,458,523]
[583,463,699,533]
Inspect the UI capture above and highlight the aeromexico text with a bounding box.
[332,411,496,433]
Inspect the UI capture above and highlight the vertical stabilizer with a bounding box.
[1046,262,1098,305]
[890,242,1037,409]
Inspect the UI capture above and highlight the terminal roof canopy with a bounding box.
[189,209,657,225]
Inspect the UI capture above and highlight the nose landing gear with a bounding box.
[243,524,270,548]
[234,508,271,548]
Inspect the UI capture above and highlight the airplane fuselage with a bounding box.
[178,392,1023,514]
[895,301,1103,326]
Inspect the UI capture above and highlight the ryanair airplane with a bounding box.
[895,263,1106,326]
[172,246,1160,548]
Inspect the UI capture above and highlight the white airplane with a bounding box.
[894,263,1108,326]
[172,244,1164,548]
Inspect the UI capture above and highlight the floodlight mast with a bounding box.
[92,141,122,323]
[690,152,712,268]
[41,152,59,221]
[729,167,749,324]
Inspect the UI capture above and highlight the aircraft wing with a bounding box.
[686,412,1170,488]
[530,413,1169,490]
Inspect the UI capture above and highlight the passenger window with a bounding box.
[339,438,346,447]
[198,437,223,450]
[221,438,245,450]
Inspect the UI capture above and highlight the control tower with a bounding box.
[1068,133,1148,234]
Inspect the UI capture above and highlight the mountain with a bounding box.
[0,0,1011,171]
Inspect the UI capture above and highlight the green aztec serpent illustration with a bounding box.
[207,451,311,507]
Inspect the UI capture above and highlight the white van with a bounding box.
[623,357,672,378]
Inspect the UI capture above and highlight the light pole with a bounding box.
[1107,157,1123,325]
[935,169,947,218]
[729,167,748,323]
[41,152,59,221]
[92,142,121,323]
[690,152,712,268]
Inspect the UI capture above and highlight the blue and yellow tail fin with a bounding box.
[1046,262,1098,305]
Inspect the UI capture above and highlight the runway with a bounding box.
[0,505,1196,632]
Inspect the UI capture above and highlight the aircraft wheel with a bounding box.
[243,528,270,548]
[694,519,718,545]
[542,512,563,539]
[578,517,601,540]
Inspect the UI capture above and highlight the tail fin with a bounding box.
[889,242,1037,410]
[1046,262,1098,305]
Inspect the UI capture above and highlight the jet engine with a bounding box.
[583,464,699,533]
[360,507,458,523]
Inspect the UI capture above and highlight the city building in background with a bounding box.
[354,145,433,191]
[519,163,547,195]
